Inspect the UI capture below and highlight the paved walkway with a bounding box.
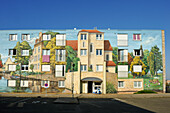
[1,92,170,98]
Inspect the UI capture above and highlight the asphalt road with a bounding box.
[0,97,169,113]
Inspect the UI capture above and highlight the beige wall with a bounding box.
[118,79,144,92]
[106,72,118,90]
[4,58,16,71]
[162,30,166,93]
[106,66,115,73]
[104,51,112,61]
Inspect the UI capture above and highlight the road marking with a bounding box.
[113,98,128,103]
[7,98,31,107]
[81,101,101,108]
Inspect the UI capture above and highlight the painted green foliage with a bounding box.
[66,46,80,72]
[142,49,150,74]
[13,41,32,65]
[30,64,34,73]
[130,56,147,77]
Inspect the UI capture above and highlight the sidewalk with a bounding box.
[1,92,170,98]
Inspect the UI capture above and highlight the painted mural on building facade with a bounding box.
[0,29,164,93]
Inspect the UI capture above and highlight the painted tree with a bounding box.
[30,64,34,73]
[13,41,32,65]
[66,46,80,72]
[0,54,3,68]
[128,53,133,65]
[151,45,162,75]
[147,52,155,77]
[142,49,150,74]
[130,56,147,77]
[112,47,118,64]
[130,52,135,58]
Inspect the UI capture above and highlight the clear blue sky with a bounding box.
[0,0,170,79]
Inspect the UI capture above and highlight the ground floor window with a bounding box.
[58,81,65,88]
[134,81,142,88]
[118,81,124,88]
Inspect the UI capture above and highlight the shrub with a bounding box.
[134,90,157,94]
[106,83,117,93]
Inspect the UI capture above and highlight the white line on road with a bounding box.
[81,101,101,108]
[7,98,31,107]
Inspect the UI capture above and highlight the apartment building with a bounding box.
[65,30,117,94]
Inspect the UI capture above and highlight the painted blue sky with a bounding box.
[0,0,169,79]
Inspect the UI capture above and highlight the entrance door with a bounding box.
[88,81,93,93]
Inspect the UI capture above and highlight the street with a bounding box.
[1,97,170,113]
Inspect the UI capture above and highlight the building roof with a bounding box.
[104,40,113,51]
[106,61,116,66]
[66,40,113,51]
[79,29,103,33]
[66,40,78,51]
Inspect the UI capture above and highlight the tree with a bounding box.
[30,64,34,73]
[13,41,32,65]
[66,46,80,72]
[151,45,162,75]
[142,49,150,74]
[147,52,155,77]
[128,53,133,65]
[130,56,147,77]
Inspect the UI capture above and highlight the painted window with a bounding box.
[8,65,16,71]
[22,34,30,41]
[42,50,50,55]
[9,49,16,56]
[117,34,128,46]
[56,50,66,61]
[81,34,87,40]
[38,55,40,60]
[81,49,87,56]
[58,81,65,88]
[38,63,40,69]
[134,81,142,88]
[96,49,102,55]
[133,49,141,56]
[133,34,141,41]
[106,54,109,61]
[34,47,36,54]
[9,34,17,41]
[96,65,103,72]
[118,81,124,88]
[21,65,28,71]
[81,65,87,71]
[96,34,102,40]
[118,49,128,62]
[43,34,51,40]
[55,65,65,77]
[118,65,128,78]
[21,50,29,56]
[133,65,142,72]
[42,65,50,71]
[38,47,40,53]
[56,34,66,46]
[90,43,93,53]
[34,64,37,70]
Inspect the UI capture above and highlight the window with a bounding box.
[34,48,36,54]
[96,49,102,55]
[56,50,66,61]
[38,47,40,53]
[9,49,16,56]
[43,34,51,40]
[38,63,40,69]
[56,34,66,46]
[118,65,128,78]
[96,65,103,72]
[117,34,128,46]
[90,43,93,53]
[96,34,102,40]
[38,55,40,60]
[42,65,50,71]
[80,49,87,56]
[118,81,124,88]
[81,34,87,40]
[42,50,50,55]
[34,64,37,70]
[118,49,128,62]
[21,65,28,71]
[106,54,109,61]
[134,81,142,88]
[133,34,141,41]
[83,42,85,47]
[21,50,29,56]
[22,34,30,41]
[34,56,37,62]
[9,34,17,41]
[55,65,65,77]
[133,65,142,72]
[58,81,65,88]
[8,65,16,71]
[133,49,141,56]
[81,65,87,71]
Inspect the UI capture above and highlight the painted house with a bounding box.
[0,29,166,93]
